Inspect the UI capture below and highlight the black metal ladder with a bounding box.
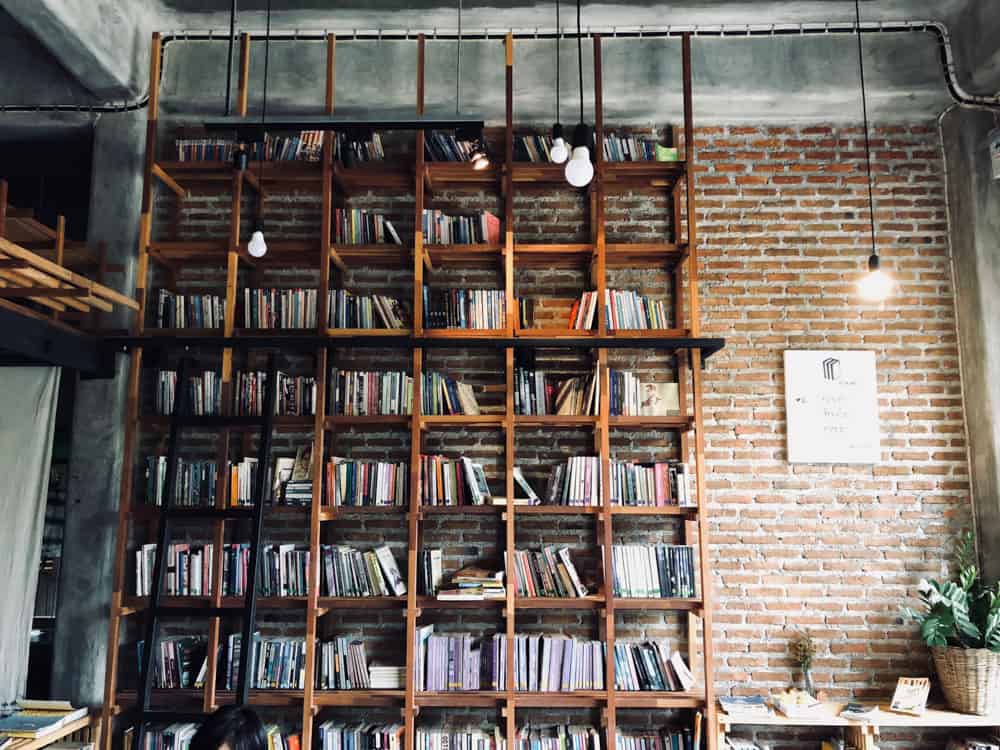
[132,354,279,749]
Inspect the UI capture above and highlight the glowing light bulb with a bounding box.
[857,254,893,302]
[248,230,268,258]
[565,145,593,187]
[550,123,569,164]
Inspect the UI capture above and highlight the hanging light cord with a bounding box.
[576,0,583,123]
[855,0,877,256]
[555,0,560,123]
[456,0,462,116]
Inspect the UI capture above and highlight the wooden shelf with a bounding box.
[423,162,502,191]
[515,595,607,609]
[510,162,580,187]
[419,504,504,514]
[514,415,599,428]
[424,244,504,268]
[319,505,407,520]
[513,505,603,515]
[330,244,412,268]
[318,596,407,609]
[116,688,305,707]
[120,595,308,614]
[608,415,694,429]
[514,691,609,708]
[421,414,506,428]
[600,160,686,192]
[139,415,315,431]
[610,505,698,516]
[156,160,324,191]
[324,415,411,427]
[313,689,406,706]
[613,597,702,611]
[616,690,705,708]
[415,691,504,707]
[326,327,413,338]
[2,714,96,750]
[333,162,412,193]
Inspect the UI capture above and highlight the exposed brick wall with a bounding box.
[143,122,970,746]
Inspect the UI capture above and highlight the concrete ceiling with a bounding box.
[0,0,996,135]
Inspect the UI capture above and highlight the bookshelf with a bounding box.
[100,29,723,750]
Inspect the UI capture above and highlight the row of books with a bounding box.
[611,544,696,599]
[419,548,443,596]
[243,289,318,329]
[135,542,249,597]
[517,368,599,417]
[511,547,588,598]
[320,544,407,597]
[156,290,224,329]
[316,637,372,690]
[329,369,412,416]
[155,370,221,416]
[144,457,218,507]
[333,132,386,165]
[609,461,696,507]
[142,725,300,750]
[423,287,507,330]
[332,208,403,245]
[174,132,323,162]
[436,564,506,601]
[233,371,317,416]
[615,730,694,750]
[414,628,505,691]
[224,633,306,690]
[326,457,409,507]
[261,545,309,597]
[141,636,206,689]
[418,727,502,750]
[608,370,680,416]
[569,290,670,331]
[543,456,602,506]
[422,209,501,245]
[513,134,557,163]
[424,132,482,163]
[514,726,601,750]
[419,454,492,506]
[602,133,659,162]
[421,370,481,416]
[511,634,605,692]
[328,290,408,329]
[613,640,694,692]
[319,723,402,750]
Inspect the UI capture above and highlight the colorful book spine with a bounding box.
[325,458,408,507]
[242,288,317,329]
[423,287,506,329]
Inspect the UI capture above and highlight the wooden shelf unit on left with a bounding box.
[100,30,721,750]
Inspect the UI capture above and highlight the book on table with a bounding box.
[0,701,88,740]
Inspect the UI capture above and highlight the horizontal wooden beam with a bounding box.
[0,287,90,298]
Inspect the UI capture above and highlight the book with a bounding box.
[0,703,88,739]
[325,457,408,507]
[512,634,605,691]
[320,545,403,597]
[772,688,824,718]
[617,728,693,750]
[328,290,408,329]
[156,290,224,329]
[420,548,444,595]
[242,288,317,328]
[512,467,540,503]
[260,544,310,596]
[334,131,385,165]
[437,564,506,601]
[603,131,659,162]
[609,369,680,416]
[422,726,503,750]
[332,208,403,245]
[375,545,407,596]
[718,695,772,718]
[156,370,221,415]
[419,454,492,506]
[421,371,481,416]
[609,460,695,507]
[610,544,696,598]
[542,457,602,506]
[415,626,506,691]
[421,209,501,245]
[137,724,199,750]
[889,676,930,716]
[839,702,877,719]
[319,722,402,750]
[232,370,316,416]
[423,287,507,329]
[329,369,413,416]
[512,547,588,598]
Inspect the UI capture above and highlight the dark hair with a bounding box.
[190,706,267,750]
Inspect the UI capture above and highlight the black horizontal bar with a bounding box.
[170,415,269,427]
[0,304,107,374]
[203,115,485,135]
[104,334,726,358]
[163,507,255,520]
[151,605,249,617]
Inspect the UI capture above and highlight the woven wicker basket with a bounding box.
[932,646,1000,715]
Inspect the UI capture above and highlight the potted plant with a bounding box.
[790,629,817,695]
[903,530,1000,715]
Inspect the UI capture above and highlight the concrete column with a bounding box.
[51,108,144,707]
[941,107,1000,578]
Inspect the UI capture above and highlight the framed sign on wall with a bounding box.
[784,349,880,464]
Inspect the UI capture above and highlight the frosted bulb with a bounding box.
[564,145,594,187]
[550,137,569,164]
[248,230,268,258]
[857,268,894,302]
[472,152,490,171]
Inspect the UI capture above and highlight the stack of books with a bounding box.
[609,461,696,508]
[318,722,402,750]
[327,290,408,329]
[608,370,679,416]
[419,454,492,506]
[511,547,588,598]
[568,292,600,330]
[422,209,501,245]
[437,564,506,601]
[514,369,599,416]
[224,634,306,689]
[512,635,605,691]
[253,131,323,161]
[613,640,694,691]
[611,544,696,599]
[332,208,402,245]
[262,727,301,750]
[137,724,199,750]
[616,729,694,750]
[369,666,406,689]
[135,543,213,596]
[156,370,221,416]
[514,133,557,162]
[329,369,413,416]
[334,131,385,164]
[515,726,601,750]
[156,290,224,329]
[260,545,310,597]
[422,287,507,329]
[606,290,670,330]
[602,132,658,162]
[316,637,371,689]
[718,696,771,719]
[138,636,207,688]
[242,289,318,329]
[424,132,483,162]
[228,457,259,506]
[542,456,602,506]
[419,548,443,595]
[320,544,407,597]
[324,457,408,507]
[233,371,317,416]
[270,449,313,506]
[418,727,504,750]
[175,138,235,162]
[144,457,217,507]
[422,371,481,416]
[414,626,506,691]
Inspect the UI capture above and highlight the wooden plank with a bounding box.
[404,347,423,750]
[152,163,188,198]
[0,272,69,312]
[0,180,6,237]
[238,33,251,117]
[682,33,700,338]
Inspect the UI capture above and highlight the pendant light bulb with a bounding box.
[857,253,893,302]
[471,141,490,171]
[248,230,268,258]
[550,123,569,164]
[565,123,593,187]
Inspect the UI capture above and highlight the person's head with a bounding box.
[190,706,267,750]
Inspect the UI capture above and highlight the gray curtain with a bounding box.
[0,367,60,705]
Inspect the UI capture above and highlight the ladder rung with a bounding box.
[163,507,255,520]
[151,605,249,617]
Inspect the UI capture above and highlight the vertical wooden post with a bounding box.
[318,34,336,333]
[503,347,516,744]
[413,36,426,338]
[593,36,607,338]
[504,34,515,336]
[598,347,615,748]
[682,34,699,337]
[51,215,65,320]
[0,180,7,238]
[100,32,161,750]
[404,347,423,750]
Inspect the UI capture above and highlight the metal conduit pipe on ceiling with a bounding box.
[0,19,996,113]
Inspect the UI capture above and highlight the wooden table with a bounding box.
[718,702,1000,749]
[2,713,98,750]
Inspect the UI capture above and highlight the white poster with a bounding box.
[784,350,880,464]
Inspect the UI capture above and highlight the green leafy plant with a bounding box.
[903,530,1000,651]
[791,629,817,671]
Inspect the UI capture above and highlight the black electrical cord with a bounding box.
[576,0,583,123]
[855,0,878,259]
[258,0,271,229]
[555,0,560,124]
[456,0,462,116]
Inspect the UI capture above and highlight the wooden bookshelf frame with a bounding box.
[101,31,720,750]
